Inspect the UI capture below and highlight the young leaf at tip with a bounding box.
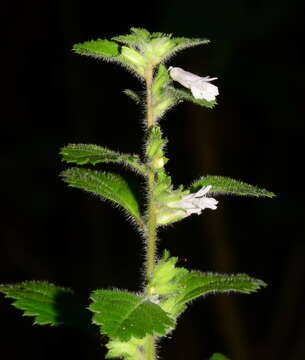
[61,168,144,228]
[73,29,212,82]
[73,37,145,77]
[89,290,175,341]
[190,175,275,197]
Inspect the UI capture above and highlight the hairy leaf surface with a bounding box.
[150,252,266,317]
[123,89,143,104]
[177,271,266,304]
[172,37,210,52]
[73,39,119,58]
[73,37,144,76]
[162,271,266,316]
[0,281,92,329]
[106,337,146,360]
[89,290,175,341]
[191,175,275,197]
[60,144,146,174]
[62,168,143,226]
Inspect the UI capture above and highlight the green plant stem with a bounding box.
[146,171,157,281]
[144,335,156,360]
[145,65,154,128]
[145,63,157,281]
[144,63,157,360]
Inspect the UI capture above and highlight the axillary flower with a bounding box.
[157,186,218,225]
[169,67,219,101]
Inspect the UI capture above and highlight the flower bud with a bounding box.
[152,157,165,169]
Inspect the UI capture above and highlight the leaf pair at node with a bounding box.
[60,127,275,230]
[146,251,266,317]
[73,27,216,124]
[60,144,146,228]
[151,65,217,122]
[73,27,209,77]
[125,64,217,123]
[0,252,265,360]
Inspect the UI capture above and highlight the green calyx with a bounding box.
[154,186,189,226]
[152,64,177,121]
[144,125,191,225]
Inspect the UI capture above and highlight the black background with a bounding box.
[2,1,305,359]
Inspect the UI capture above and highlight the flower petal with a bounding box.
[169,67,219,101]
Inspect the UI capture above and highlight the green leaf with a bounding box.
[210,353,230,360]
[145,125,167,160]
[61,168,143,227]
[73,31,211,80]
[106,337,146,360]
[73,39,119,59]
[167,86,217,109]
[123,89,143,104]
[130,27,151,40]
[60,144,146,175]
[73,37,145,77]
[172,37,210,53]
[120,46,147,73]
[149,252,266,317]
[152,65,177,120]
[147,251,188,295]
[89,290,175,341]
[112,34,142,47]
[152,64,172,95]
[151,32,172,39]
[0,281,93,330]
[157,37,210,63]
[177,272,266,304]
[191,175,275,197]
[162,271,266,316]
[112,29,209,67]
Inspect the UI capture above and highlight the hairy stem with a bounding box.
[145,65,154,128]
[146,171,157,280]
[144,63,157,360]
[145,63,156,281]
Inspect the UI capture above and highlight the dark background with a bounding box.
[2,1,304,359]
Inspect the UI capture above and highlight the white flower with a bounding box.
[169,66,219,101]
[168,185,218,216]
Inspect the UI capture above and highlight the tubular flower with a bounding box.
[169,67,219,101]
[168,186,218,216]
[157,186,218,225]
